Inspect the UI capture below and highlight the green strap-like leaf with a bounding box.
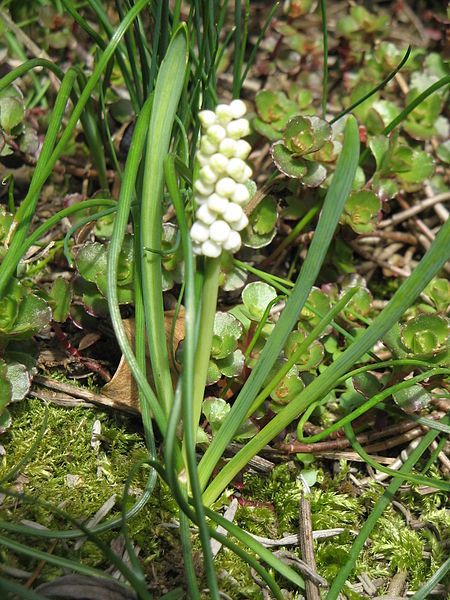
[140,25,189,416]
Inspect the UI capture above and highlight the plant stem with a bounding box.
[191,256,221,439]
[319,0,328,119]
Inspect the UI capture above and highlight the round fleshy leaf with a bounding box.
[221,263,247,292]
[283,116,332,156]
[0,407,12,434]
[352,372,382,398]
[393,384,432,415]
[206,361,221,386]
[401,314,448,355]
[270,363,305,406]
[234,418,258,442]
[285,331,324,371]
[255,90,297,124]
[0,359,12,412]
[0,95,24,133]
[423,278,450,312]
[211,312,242,359]
[252,196,278,235]
[368,135,389,170]
[390,146,435,184]
[342,190,381,234]
[75,237,134,304]
[6,362,31,402]
[202,396,231,434]
[5,291,51,339]
[299,288,331,329]
[49,278,72,323]
[242,282,277,321]
[216,349,245,378]
[302,162,327,187]
[342,286,373,321]
[271,142,308,179]
[436,139,450,164]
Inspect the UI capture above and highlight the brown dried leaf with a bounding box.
[102,310,184,412]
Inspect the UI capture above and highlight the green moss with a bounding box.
[238,462,450,596]
[214,548,263,599]
[1,401,449,596]
[0,399,176,589]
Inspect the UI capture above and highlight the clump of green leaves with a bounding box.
[0,84,39,163]
[0,207,52,430]
[253,88,314,141]
[207,311,244,385]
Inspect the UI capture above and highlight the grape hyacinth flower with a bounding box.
[190,100,253,257]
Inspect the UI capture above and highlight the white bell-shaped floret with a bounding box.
[222,230,242,253]
[219,138,237,158]
[226,158,247,181]
[226,118,250,139]
[199,110,217,129]
[223,202,243,224]
[231,183,250,205]
[196,151,209,167]
[209,153,228,174]
[200,137,217,155]
[194,179,214,197]
[209,220,231,244]
[207,124,227,144]
[215,104,234,123]
[229,99,247,119]
[194,194,209,206]
[215,177,237,197]
[232,213,249,232]
[242,165,253,181]
[233,139,252,160]
[196,203,217,225]
[201,239,222,258]
[199,165,218,184]
[207,193,229,214]
[190,221,210,243]
[191,100,255,257]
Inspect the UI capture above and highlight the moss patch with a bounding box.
[0,399,181,594]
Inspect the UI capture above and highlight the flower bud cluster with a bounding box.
[190,100,253,257]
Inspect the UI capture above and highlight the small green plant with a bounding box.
[0,2,449,599]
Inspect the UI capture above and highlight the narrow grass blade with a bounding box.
[198,116,360,491]
[106,96,167,434]
[239,2,279,88]
[0,534,117,580]
[331,46,412,124]
[411,557,450,600]
[0,577,48,599]
[319,0,328,119]
[0,0,150,296]
[0,490,153,599]
[344,415,450,491]
[326,422,448,599]
[360,74,450,164]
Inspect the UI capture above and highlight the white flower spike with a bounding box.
[190,100,254,257]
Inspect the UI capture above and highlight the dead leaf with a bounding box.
[78,331,101,351]
[102,309,185,412]
[35,575,137,600]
